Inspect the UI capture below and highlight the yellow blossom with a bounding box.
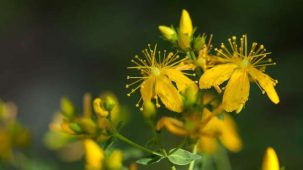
[156,108,242,154]
[262,147,280,170]
[199,35,279,112]
[84,139,104,170]
[178,9,193,50]
[127,45,197,112]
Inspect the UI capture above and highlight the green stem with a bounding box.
[171,165,177,170]
[114,132,163,157]
[188,143,198,170]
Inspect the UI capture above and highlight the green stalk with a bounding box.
[114,132,163,157]
[188,143,198,170]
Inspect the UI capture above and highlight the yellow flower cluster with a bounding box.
[42,9,283,170]
[44,93,124,170]
[126,8,280,158]
[0,99,31,164]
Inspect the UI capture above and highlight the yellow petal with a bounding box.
[140,77,155,102]
[156,117,189,136]
[219,114,242,152]
[262,147,280,170]
[248,67,279,104]
[155,76,183,112]
[199,64,238,89]
[162,68,196,92]
[83,139,104,170]
[179,9,193,36]
[222,69,250,112]
[201,111,242,153]
[106,150,123,170]
[198,136,217,154]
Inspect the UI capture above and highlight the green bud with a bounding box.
[77,118,97,135]
[193,35,206,52]
[104,96,116,112]
[60,97,74,118]
[143,101,156,118]
[158,25,178,42]
[69,122,83,134]
[183,85,198,107]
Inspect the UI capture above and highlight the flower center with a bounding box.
[151,67,161,76]
[240,57,249,68]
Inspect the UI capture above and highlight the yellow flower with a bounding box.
[198,109,242,153]
[199,35,279,112]
[178,9,193,50]
[262,147,280,170]
[84,139,104,170]
[156,109,242,154]
[127,45,197,112]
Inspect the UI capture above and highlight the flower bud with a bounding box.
[158,25,177,41]
[142,101,156,118]
[69,122,83,134]
[60,97,74,118]
[93,98,109,117]
[193,35,206,52]
[106,150,123,170]
[104,95,116,112]
[183,84,198,107]
[179,9,193,37]
[262,147,280,170]
[77,118,97,135]
[178,9,193,50]
[84,139,104,170]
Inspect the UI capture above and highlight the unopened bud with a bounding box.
[60,97,74,118]
[183,84,198,107]
[143,101,156,118]
[106,150,123,170]
[158,25,177,41]
[69,122,83,134]
[93,98,109,117]
[179,9,193,37]
[193,35,206,52]
[77,118,97,135]
[104,95,116,112]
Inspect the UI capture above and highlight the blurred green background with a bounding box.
[0,0,302,169]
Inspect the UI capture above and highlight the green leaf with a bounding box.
[136,155,164,165]
[168,148,201,166]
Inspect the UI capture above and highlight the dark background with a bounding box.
[0,0,302,169]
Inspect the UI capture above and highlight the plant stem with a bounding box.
[188,143,198,170]
[171,165,177,170]
[114,132,163,157]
